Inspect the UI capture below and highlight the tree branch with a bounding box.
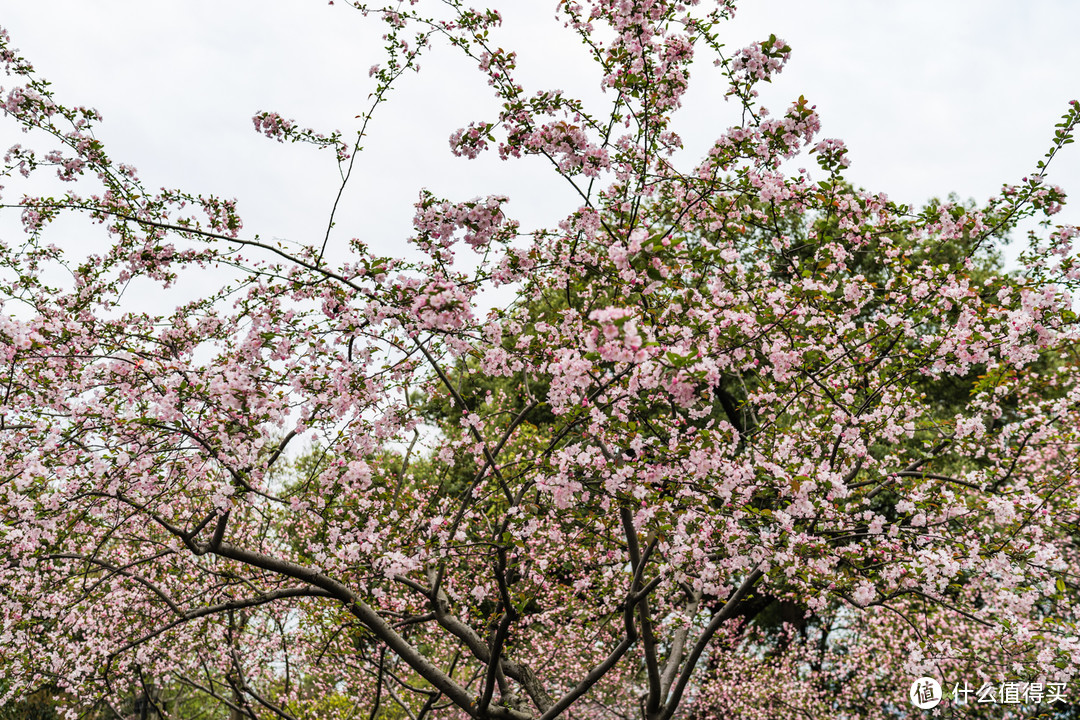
[209,541,531,720]
[661,567,764,720]
[537,562,646,720]
[620,507,662,714]
[660,588,701,700]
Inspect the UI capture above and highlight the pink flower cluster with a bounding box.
[412,192,517,252]
[584,306,649,363]
[251,111,296,142]
[727,34,791,98]
[448,121,492,159]
[409,278,473,331]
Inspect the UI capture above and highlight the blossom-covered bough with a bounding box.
[2,1,1080,718]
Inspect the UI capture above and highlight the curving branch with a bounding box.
[209,541,533,720]
[661,567,764,720]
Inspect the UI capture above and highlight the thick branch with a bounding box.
[537,636,635,720]
[208,542,518,719]
[424,567,554,714]
[183,587,334,622]
[660,589,701,700]
[620,507,662,714]
[661,567,764,720]
[478,612,514,715]
[210,510,230,551]
[537,561,646,720]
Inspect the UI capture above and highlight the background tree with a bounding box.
[2,2,1080,719]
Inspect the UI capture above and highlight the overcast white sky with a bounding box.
[2,1,1078,267]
